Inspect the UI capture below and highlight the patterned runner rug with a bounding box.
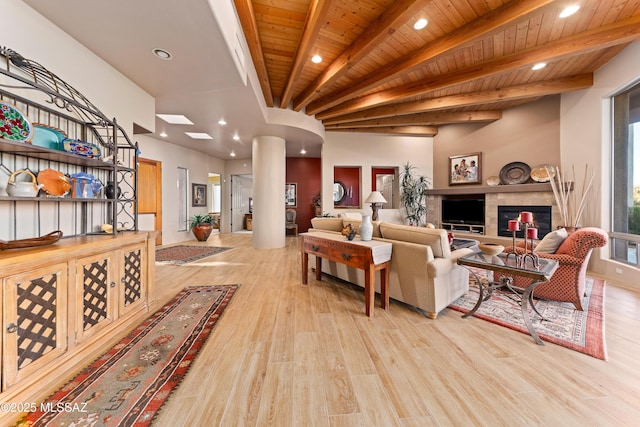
[16,285,239,427]
[449,275,606,360]
[156,245,232,264]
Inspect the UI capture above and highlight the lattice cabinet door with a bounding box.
[2,263,68,389]
[75,252,117,343]
[118,243,147,317]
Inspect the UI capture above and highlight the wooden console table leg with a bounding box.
[365,265,375,316]
[315,256,322,281]
[380,262,390,309]
[301,251,308,284]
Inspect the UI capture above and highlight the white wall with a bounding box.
[322,132,434,217]
[561,40,640,289]
[137,135,225,244]
[4,1,155,134]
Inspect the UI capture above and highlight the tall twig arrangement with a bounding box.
[545,164,595,228]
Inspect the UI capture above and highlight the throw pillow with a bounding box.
[533,227,569,254]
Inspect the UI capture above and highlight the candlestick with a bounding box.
[520,211,533,223]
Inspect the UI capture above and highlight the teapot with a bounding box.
[7,169,44,197]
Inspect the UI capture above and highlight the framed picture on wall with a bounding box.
[192,183,207,206]
[449,152,482,185]
[285,183,297,207]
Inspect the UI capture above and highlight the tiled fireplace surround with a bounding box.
[426,184,560,238]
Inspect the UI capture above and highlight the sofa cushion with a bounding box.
[379,222,450,258]
[310,217,344,232]
[534,227,568,254]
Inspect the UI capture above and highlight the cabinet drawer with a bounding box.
[325,247,367,268]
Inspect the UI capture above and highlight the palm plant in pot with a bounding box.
[189,214,215,241]
[400,162,431,226]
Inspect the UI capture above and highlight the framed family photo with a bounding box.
[192,183,207,206]
[449,152,482,185]
[285,182,297,207]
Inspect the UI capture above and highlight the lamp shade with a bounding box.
[365,191,387,204]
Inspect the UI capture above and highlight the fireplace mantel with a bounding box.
[427,182,555,195]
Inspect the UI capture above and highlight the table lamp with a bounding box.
[365,191,387,221]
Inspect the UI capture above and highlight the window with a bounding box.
[177,167,188,231]
[611,83,640,266]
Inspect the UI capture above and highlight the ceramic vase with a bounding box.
[360,215,373,241]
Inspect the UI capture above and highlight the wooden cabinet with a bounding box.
[0,232,156,423]
[3,263,69,388]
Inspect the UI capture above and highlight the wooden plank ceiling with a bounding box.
[234,0,640,136]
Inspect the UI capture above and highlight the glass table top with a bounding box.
[458,251,558,280]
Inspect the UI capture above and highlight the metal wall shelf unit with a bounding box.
[0,46,138,241]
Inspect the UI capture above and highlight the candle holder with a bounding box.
[504,213,540,269]
[521,222,540,269]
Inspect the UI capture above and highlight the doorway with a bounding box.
[138,157,163,245]
[231,174,253,232]
[372,167,399,209]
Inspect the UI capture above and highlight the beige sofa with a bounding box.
[308,217,473,318]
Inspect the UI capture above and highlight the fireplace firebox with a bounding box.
[497,205,552,238]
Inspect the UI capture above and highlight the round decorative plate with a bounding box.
[486,176,500,186]
[32,124,66,150]
[37,168,71,196]
[530,164,556,183]
[0,101,33,142]
[499,161,531,185]
[62,138,101,159]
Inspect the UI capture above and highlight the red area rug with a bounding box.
[155,245,232,264]
[449,276,607,360]
[16,285,239,426]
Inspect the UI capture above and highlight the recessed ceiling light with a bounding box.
[185,132,213,139]
[152,48,172,60]
[156,114,193,125]
[230,151,236,157]
[233,134,240,141]
[311,54,322,64]
[159,131,167,137]
[532,62,547,70]
[300,148,307,154]
[218,119,227,125]
[559,5,580,18]
[413,18,428,30]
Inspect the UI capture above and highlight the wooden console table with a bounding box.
[300,232,392,316]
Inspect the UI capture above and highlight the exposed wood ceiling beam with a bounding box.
[319,74,593,124]
[304,0,557,115]
[324,111,503,129]
[279,0,333,108]
[326,126,439,136]
[233,0,274,107]
[314,14,640,119]
[293,0,425,111]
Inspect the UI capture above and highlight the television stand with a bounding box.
[441,222,485,235]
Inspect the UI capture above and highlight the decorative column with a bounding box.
[252,136,286,249]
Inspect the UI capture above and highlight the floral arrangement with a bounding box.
[341,223,356,240]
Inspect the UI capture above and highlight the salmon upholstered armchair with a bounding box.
[504,227,608,311]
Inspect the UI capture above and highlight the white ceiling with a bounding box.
[23,0,324,159]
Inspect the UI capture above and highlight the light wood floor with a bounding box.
[151,233,640,426]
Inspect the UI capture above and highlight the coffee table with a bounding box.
[457,251,558,345]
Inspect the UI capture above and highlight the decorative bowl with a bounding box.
[479,243,504,256]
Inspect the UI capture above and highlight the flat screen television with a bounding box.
[441,198,485,225]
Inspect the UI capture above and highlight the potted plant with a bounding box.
[400,162,431,226]
[189,214,215,241]
[545,164,595,230]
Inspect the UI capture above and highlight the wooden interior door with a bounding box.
[138,158,163,245]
